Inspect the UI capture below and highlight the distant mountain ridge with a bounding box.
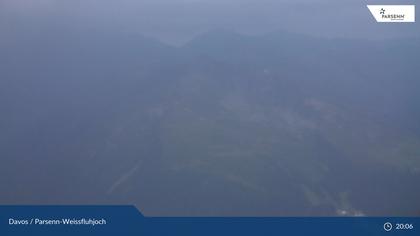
[1,28,420,216]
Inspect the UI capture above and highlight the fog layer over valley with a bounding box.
[1,3,420,216]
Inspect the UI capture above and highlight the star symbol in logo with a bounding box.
[380,8,386,14]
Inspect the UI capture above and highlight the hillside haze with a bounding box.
[1,26,420,216]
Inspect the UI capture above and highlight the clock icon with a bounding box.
[384,222,393,232]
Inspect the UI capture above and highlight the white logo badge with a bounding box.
[367,5,415,23]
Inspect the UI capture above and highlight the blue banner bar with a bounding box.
[1,206,419,236]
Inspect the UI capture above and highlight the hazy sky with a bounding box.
[1,0,419,44]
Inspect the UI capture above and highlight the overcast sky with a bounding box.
[1,0,419,45]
